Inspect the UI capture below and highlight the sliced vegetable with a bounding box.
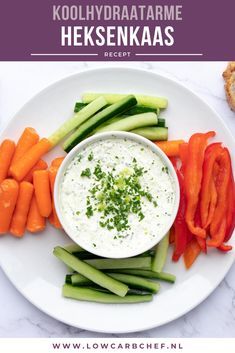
[64,243,84,253]
[82,93,168,109]
[63,95,137,152]
[10,138,52,181]
[23,159,48,183]
[179,142,188,174]
[184,132,215,238]
[131,127,168,141]
[84,257,152,270]
[48,166,62,229]
[9,128,39,171]
[155,140,185,157]
[53,247,129,297]
[33,170,52,218]
[105,269,176,283]
[26,195,46,233]
[63,285,152,304]
[95,112,158,134]
[200,143,223,228]
[107,273,160,293]
[0,139,15,183]
[10,181,34,237]
[224,171,235,242]
[0,179,19,234]
[48,97,107,146]
[183,238,201,269]
[51,157,65,168]
[152,232,169,271]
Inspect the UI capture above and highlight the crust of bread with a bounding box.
[223,62,235,111]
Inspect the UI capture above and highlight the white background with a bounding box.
[0,61,234,338]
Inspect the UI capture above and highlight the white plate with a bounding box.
[0,67,234,334]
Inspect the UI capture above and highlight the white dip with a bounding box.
[59,137,176,258]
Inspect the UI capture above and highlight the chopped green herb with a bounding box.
[81,168,91,178]
[88,152,94,161]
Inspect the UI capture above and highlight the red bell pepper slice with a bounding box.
[172,169,188,261]
[224,165,235,242]
[179,142,188,175]
[183,238,201,269]
[185,131,215,238]
[200,143,222,228]
[208,148,231,247]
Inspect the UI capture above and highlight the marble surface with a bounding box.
[0,62,234,338]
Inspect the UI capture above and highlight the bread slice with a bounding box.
[223,62,235,111]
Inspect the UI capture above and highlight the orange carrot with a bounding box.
[10,138,52,181]
[155,140,185,157]
[51,157,65,168]
[183,238,201,269]
[0,139,15,183]
[23,159,48,183]
[9,128,39,172]
[10,181,34,237]
[33,170,52,217]
[26,195,45,233]
[48,166,62,229]
[0,179,19,234]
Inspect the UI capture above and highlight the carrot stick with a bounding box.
[23,159,48,183]
[9,128,39,172]
[10,181,34,237]
[51,157,65,168]
[26,195,45,233]
[48,166,62,229]
[0,179,19,234]
[10,138,52,181]
[155,140,185,157]
[33,170,52,217]
[183,238,201,269]
[0,140,15,183]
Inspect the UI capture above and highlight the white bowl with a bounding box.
[54,131,180,258]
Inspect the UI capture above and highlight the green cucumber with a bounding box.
[84,257,152,270]
[152,232,170,272]
[131,127,168,141]
[106,269,176,283]
[107,273,160,294]
[157,118,166,127]
[64,95,137,152]
[53,247,128,297]
[74,102,159,116]
[63,285,152,304]
[82,93,168,109]
[95,112,158,134]
[64,243,84,253]
[48,97,107,146]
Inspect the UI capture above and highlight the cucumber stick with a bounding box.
[48,97,107,146]
[64,243,84,253]
[106,269,176,283]
[131,127,168,141]
[82,93,168,109]
[95,112,158,134]
[84,257,152,270]
[152,232,170,272]
[107,273,160,293]
[64,95,137,152]
[63,285,152,304]
[53,247,128,297]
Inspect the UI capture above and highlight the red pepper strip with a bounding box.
[183,238,201,269]
[172,169,188,261]
[209,148,231,241]
[179,143,188,175]
[218,243,232,252]
[169,226,175,244]
[194,206,207,253]
[204,178,218,229]
[224,162,235,242]
[185,131,215,238]
[200,143,222,228]
[169,157,178,169]
[208,218,227,248]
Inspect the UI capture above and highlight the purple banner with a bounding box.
[0,0,234,61]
